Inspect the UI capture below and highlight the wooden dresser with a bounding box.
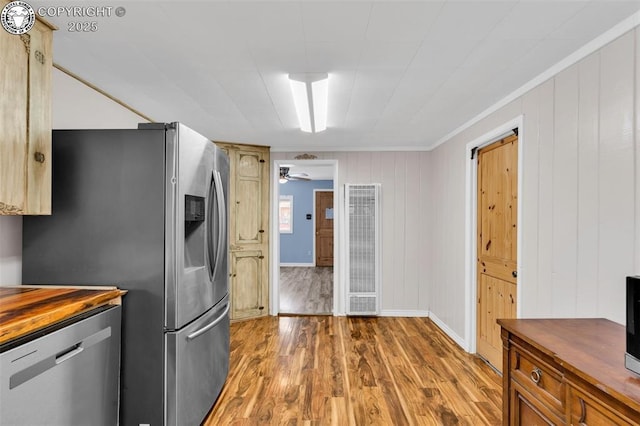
[498,318,640,425]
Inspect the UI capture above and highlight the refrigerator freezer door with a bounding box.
[165,295,230,426]
[0,306,121,426]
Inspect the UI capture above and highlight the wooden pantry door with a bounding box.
[476,134,518,372]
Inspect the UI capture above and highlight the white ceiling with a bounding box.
[33,1,640,151]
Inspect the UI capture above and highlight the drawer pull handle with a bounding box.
[530,367,542,384]
[578,398,586,424]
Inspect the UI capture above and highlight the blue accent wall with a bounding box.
[280,180,333,264]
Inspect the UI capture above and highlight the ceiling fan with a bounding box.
[279,167,311,183]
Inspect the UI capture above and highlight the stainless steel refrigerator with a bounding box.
[22,122,230,426]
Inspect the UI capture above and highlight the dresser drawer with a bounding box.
[511,379,564,425]
[569,386,638,426]
[510,344,565,414]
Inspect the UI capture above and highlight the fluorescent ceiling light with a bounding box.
[289,78,312,132]
[311,79,328,132]
[288,73,328,133]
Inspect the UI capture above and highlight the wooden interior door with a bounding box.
[315,190,334,267]
[476,134,518,372]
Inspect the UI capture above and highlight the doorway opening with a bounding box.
[271,160,338,316]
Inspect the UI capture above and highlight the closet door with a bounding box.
[477,134,518,372]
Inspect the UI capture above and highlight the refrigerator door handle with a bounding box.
[186,303,230,341]
[207,173,216,278]
[211,170,226,281]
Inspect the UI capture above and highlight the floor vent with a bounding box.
[345,184,381,316]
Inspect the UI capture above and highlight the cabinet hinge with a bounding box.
[259,159,265,163]
[258,229,264,233]
[258,255,265,259]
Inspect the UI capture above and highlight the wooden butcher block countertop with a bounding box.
[0,286,125,345]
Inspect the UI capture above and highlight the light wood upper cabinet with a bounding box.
[215,142,270,320]
[0,5,54,215]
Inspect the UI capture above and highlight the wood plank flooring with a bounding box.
[279,267,333,315]
[204,316,502,425]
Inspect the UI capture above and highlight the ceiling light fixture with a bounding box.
[288,73,328,133]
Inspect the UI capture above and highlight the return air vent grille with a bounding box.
[345,184,381,316]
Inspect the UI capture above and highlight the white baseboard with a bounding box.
[279,263,315,267]
[428,311,469,352]
[379,310,429,317]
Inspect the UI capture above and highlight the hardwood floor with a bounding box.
[279,267,333,315]
[204,316,502,425]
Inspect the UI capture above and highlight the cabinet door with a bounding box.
[234,150,266,246]
[510,380,563,426]
[26,20,53,214]
[0,26,29,214]
[230,250,267,320]
[0,16,52,215]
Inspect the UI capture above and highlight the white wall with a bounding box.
[272,151,431,315]
[0,67,149,285]
[0,217,22,283]
[51,68,148,130]
[428,29,640,342]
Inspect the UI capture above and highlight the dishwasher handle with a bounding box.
[55,343,84,364]
[8,326,112,390]
[187,303,230,340]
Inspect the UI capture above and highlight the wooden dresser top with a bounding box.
[0,286,124,345]
[498,318,640,413]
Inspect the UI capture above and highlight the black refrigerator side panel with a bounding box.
[22,129,167,426]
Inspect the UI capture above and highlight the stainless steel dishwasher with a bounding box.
[0,305,121,426]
